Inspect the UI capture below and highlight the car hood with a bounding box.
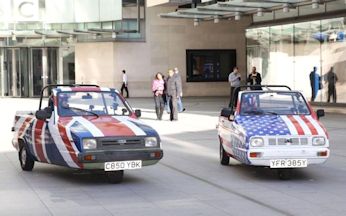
[58,115,158,138]
[235,115,327,138]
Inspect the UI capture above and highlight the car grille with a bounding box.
[101,138,143,146]
[268,137,309,146]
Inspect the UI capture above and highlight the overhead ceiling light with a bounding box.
[235,12,241,21]
[257,8,264,17]
[214,15,220,24]
[283,3,289,13]
[11,32,16,41]
[112,32,117,39]
[68,35,74,43]
[194,18,199,27]
[312,0,319,9]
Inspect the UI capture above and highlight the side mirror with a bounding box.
[220,108,234,118]
[122,108,128,115]
[35,109,51,121]
[316,109,325,119]
[134,109,141,118]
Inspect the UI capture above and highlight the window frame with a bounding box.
[186,49,237,82]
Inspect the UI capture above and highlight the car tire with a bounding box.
[105,170,124,184]
[19,144,35,171]
[220,141,230,166]
[277,169,292,180]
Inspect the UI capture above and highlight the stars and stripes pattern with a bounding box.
[235,115,327,140]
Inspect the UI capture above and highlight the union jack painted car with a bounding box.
[12,85,163,183]
[217,85,329,179]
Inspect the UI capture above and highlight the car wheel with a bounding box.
[220,141,230,166]
[105,170,124,184]
[19,145,35,171]
[277,169,292,180]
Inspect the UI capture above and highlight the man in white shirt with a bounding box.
[228,67,241,108]
[121,70,129,98]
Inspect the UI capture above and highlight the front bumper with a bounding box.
[248,147,329,167]
[78,148,163,170]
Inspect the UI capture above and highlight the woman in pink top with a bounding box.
[152,72,165,120]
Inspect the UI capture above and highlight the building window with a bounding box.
[186,49,236,82]
[246,16,346,104]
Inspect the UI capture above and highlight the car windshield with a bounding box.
[57,91,132,117]
[239,91,310,116]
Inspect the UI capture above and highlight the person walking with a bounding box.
[228,66,241,108]
[309,66,320,102]
[121,70,129,98]
[174,67,185,112]
[152,72,165,120]
[166,69,182,121]
[247,66,262,90]
[325,67,338,103]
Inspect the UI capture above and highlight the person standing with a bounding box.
[166,69,182,121]
[325,67,338,103]
[121,70,129,98]
[152,72,165,120]
[309,66,320,102]
[174,67,185,112]
[247,67,262,90]
[228,66,241,108]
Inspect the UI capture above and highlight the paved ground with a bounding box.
[0,97,346,216]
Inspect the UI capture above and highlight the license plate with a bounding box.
[104,160,142,171]
[270,159,307,168]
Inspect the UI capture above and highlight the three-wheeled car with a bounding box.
[217,85,329,179]
[12,85,163,183]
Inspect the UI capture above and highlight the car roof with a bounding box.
[239,90,302,94]
[52,87,119,95]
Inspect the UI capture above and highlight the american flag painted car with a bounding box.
[217,86,329,179]
[12,85,163,183]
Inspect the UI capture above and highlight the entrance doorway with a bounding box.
[0,47,75,97]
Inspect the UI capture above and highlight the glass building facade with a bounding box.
[247,16,346,104]
[0,0,145,97]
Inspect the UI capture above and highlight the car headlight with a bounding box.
[250,137,264,147]
[83,138,97,150]
[312,137,325,146]
[145,137,158,147]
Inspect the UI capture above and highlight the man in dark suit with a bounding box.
[247,67,262,90]
[309,66,320,102]
[166,69,182,121]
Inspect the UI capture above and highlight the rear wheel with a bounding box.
[105,170,124,184]
[19,145,35,171]
[277,169,292,180]
[219,140,230,165]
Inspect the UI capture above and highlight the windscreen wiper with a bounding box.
[263,111,278,115]
[65,106,99,117]
[243,110,263,115]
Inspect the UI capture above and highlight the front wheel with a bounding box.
[19,145,35,171]
[220,141,230,166]
[105,170,124,184]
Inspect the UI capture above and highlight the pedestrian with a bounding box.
[309,66,321,102]
[121,70,129,98]
[166,69,182,121]
[247,66,262,90]
[174,67,186,112]
[164,72,171,114]
[228,66,241,108]
[325,67,338,103]
[152,72,165,120]
[162,75,168,110]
